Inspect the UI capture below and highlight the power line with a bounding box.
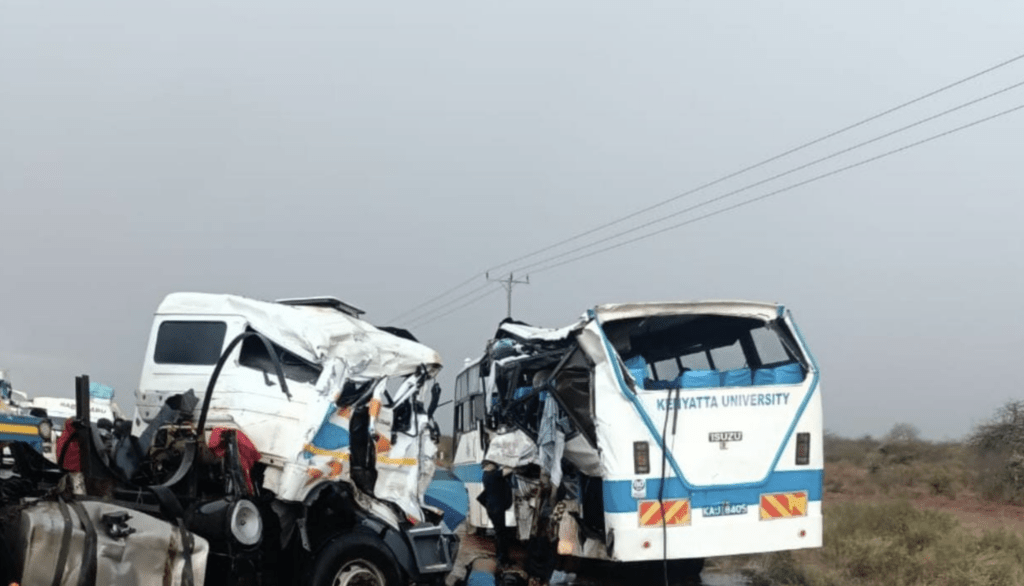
[525,102,1024,276]
[504,78,1024,275]
[406,78,1024,326]
[405,280,494,327]
[388,50,1024,324]
[385,272,484,323]
[410,284,504,328]
[479,50,1024,275]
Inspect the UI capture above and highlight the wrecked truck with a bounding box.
[452,301,822,582]
[0,292,456,586]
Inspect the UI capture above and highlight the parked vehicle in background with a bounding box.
[452,301,823,583]
[0,293,456,586]
[0,369,53,455]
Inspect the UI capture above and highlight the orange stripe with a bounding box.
[304,444,352,458]
[640,502,663,525]
[791,492,807,515]
[767,495,789,517]
[375,456,418,466]
[672,501,691,525]
[664,500,686,524]
[369,399,382,418]
[760,495,782,519]
[760,492,810,520]
[775,493,790,512]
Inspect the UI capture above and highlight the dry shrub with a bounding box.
[823,431,880,466]
[819,501,1024,586]
[968,401,1024,504]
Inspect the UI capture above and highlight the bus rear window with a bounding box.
[154,321,227,365]
[605,314,805,388]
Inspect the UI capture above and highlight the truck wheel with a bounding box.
[309,533,402,586]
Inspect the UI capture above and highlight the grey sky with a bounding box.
[1,2,1022,440]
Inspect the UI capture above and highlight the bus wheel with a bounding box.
[309,533,402,586]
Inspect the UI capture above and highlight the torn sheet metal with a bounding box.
[483,429,538,469]
[156,292,441,378]
[593,300,780,323]
[136,292,444,521]
[537,395,567,487]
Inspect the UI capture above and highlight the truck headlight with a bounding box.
[189,498,263,547]
[229,500,262,546]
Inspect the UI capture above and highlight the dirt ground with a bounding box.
[448,523,749,586]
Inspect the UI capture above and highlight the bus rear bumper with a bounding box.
[599,500,822,562]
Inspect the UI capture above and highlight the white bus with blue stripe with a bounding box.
[452,301,822,573]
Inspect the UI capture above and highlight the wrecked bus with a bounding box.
[452,301,822,581]
[0,293,456,586]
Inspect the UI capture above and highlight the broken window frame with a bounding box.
[236,327,323,385]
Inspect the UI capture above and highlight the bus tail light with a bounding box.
[795,432,810,465]
[633,441,650,474]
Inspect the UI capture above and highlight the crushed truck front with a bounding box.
[127,292,455,584]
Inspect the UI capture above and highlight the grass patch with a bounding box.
[742,501,1024,586]
[824,425,970,500]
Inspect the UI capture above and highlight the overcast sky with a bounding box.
[1,2,1022,440]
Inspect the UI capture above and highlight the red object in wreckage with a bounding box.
[54,418,81,472]
[208,428,262,494]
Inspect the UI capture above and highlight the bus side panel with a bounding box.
[451,429,490,530]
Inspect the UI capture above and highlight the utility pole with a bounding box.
[486,272,530,318]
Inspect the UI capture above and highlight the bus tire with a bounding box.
[308,532,402,586]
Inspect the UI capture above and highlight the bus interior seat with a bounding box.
[623,355,648,388]
[682,369,721,388]
[753,362,805,385]
[721,368,753,387]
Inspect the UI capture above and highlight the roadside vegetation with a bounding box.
[714,401,1024,586]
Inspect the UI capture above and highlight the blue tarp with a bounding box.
[89,382,114,400]
[682,369,721,388]
[721,368,752,387]
[424,468,469,531]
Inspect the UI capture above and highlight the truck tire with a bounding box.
[309,532,403,586]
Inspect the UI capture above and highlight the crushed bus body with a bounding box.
[452,301,822,582]
[0,293,457,586]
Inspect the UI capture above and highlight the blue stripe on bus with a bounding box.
[452,462,484,484]
[603,469,823,512]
